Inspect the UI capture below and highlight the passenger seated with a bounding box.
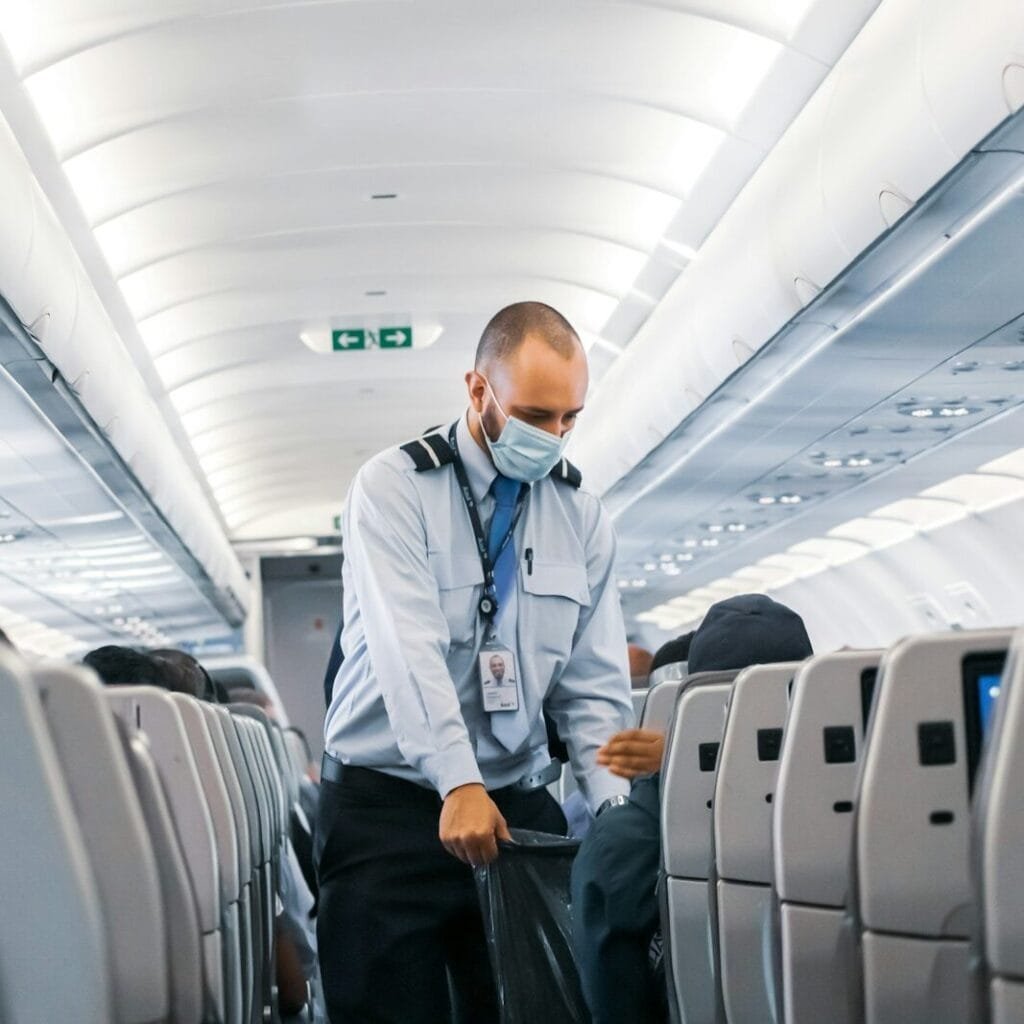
[150,648,209,697]
[629,644,655,688]
[571,594,812,1024]
[228,686,278,718]
[563,633,694,839]
[83,645,172,688]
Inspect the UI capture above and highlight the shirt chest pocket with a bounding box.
[428,551,483,647]
[520,559,591,662]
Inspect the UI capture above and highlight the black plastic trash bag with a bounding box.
[474,829,590,1024]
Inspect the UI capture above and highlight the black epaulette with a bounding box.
[401,428,582,488]
[550,457,582,489]
[399,431,456,471]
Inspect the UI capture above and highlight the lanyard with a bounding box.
[448,422,525,626]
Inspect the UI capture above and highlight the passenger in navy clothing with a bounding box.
[571,594,813,1024]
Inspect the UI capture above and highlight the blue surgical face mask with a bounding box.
[479,378,571,483]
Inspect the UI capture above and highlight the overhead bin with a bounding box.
[575,0,1024,497]
[0,105,248,625]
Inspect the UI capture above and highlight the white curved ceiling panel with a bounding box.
[121,227,648,322]
[0,0,879,540]
[62,91,727,224]
[94,167,680,278]
[25,4,782,152]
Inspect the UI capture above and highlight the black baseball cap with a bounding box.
[687,594,812,675]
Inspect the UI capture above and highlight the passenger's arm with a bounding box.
[597,729,666,778]
[345,459,482,797]
[275,919,308,1016]
[545,498,633,813]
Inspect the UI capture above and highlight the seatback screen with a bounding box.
[962,651,1007,795]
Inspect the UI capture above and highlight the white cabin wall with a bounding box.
[756,502,1024,653]
[260,556,342,761]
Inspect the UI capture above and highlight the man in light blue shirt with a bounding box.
[316,301,632,1023]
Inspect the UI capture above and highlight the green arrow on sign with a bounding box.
[332,329,366,350]
[379,326,413,349]
[332,514,342,532]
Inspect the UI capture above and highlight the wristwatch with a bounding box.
[596,794,630,816]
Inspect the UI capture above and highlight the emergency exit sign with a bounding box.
[332,329,365,350]
[331,327,413,350]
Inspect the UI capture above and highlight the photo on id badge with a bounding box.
[479,647,520,713]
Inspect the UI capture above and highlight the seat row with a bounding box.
[642,624,1024,1024]
[0,646,310,1024]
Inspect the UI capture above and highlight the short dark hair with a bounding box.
[150,648,207,698]
[83,645,169,688]
[474,301,581,370]
[650,632,696,674]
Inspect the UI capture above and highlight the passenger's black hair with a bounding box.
[83,645,169,688]
[474,301,581,371]
[650,631,696,674]
[149,648,207,698]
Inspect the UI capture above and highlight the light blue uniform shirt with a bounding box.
[324,413,632,812]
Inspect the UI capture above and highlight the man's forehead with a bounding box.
[491,341,587,406]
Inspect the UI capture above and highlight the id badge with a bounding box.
[478,642,520,713]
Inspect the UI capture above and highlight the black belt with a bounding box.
[321,753,561,798]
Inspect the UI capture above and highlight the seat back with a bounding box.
[713,662,803,1024]
[200,703,255,1024]
[631,688,648,727]
[0,648,112,1024]
[232,705,287,846]
[171,694,243,1024]
[34,663,168,1024]
[120,722,205,1024]
[214,709,267,1024]
[660,669,736,1024]
[772,650,881,1024]
[974,627,1024,1024]
[641,678,684,731]
[855,628,1011,1024]
[283,727,312,785]
[639,660,688,729]
[106,686,225,1024]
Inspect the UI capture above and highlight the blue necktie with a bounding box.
[487,474,521,621]
[486,475,531,752]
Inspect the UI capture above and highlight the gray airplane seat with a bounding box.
[711,662,803,1024]
[172,694,245,1024]
[106,685,226,1024]
[119,713,205,1024]
[33,662,169,1024]
[970,628,1021,1024]
[0,647,112,1024]
[216,708,270,1024]
[772,650,882,1024]
[854,628,1011,1024]
[659,668,737,1024]
[631,687,649,726]
[202,703,257,1024]
[231,704,289,849]
[231,714,279,1017]
[641,660,689,731]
